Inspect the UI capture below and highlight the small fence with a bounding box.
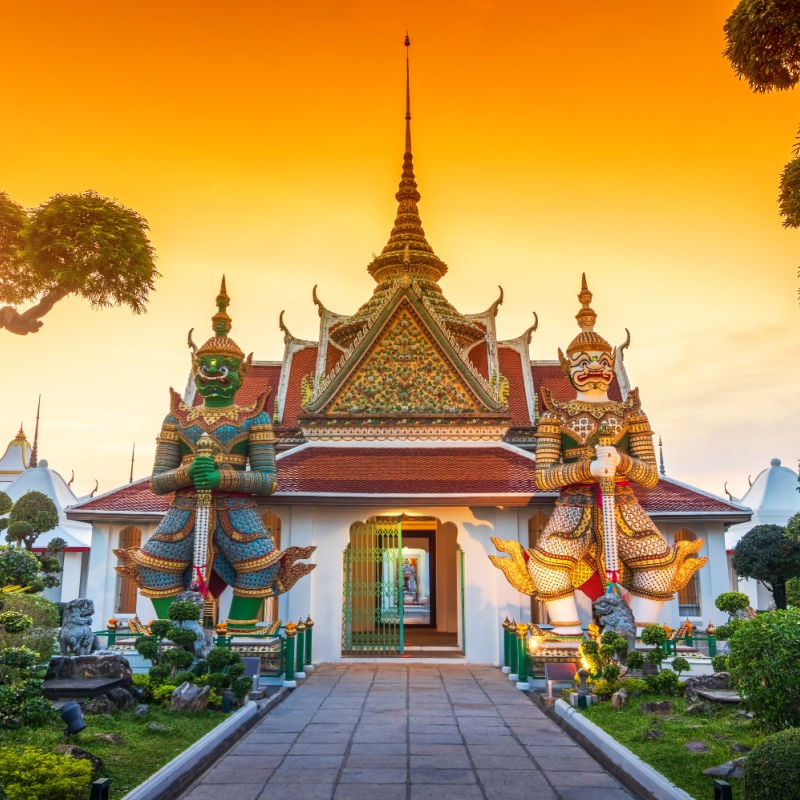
[96,616,315,686]
[500,617,718,682]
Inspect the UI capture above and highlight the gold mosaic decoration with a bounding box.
[327,306,483,416]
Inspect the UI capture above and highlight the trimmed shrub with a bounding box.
[728,608,800,731]
[711,654,728,673]
[152,684,178,705]
[167,600,200,622]
[626,650,644,671]
[619,677,648,696]
[0,746,92,800]
[742,728,800,800]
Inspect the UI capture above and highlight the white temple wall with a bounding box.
[58,552,85,603]
[270,502,529,665]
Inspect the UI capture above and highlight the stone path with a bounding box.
[178,663,639,800]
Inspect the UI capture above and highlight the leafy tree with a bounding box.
[785,512,800,606]
[732,523,800,609]
[4,491,58,549]
[724,0,800,226]
[0,491,64,589]
[0,190,158,335]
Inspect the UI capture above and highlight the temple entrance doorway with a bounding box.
[341,515,461,656]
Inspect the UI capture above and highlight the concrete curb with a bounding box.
[549,697,696,800]
[120,688,290,800]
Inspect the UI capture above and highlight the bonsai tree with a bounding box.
[640,624,668,671]
[732,524,800,609]
[785,512,800,607]
[0,490,64,589]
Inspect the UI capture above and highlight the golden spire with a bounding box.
[29,395,40,468]
[367,34,447,285]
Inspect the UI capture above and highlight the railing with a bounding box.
[96,615,315,686]
[661,631,717,658]
[499,617,719,686]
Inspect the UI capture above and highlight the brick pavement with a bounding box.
[178,663,639,800]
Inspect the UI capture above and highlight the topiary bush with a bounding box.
[0,746,93,800]
[711,654,728,673]
[727,608,800,731]
[715,591,750,620]
[742,727,800,800]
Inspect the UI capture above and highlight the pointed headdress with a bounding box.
[189,277,252,376]
[558,274,613,375]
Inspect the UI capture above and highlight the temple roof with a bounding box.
[68,443,750,521]
[726,458,800,549]
[0,427,31,491]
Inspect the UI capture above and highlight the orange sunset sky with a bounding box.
[2,1,798,502]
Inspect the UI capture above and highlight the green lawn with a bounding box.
[0,705,226,799]
[580,695,762,800]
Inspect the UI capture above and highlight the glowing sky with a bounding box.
[2,1,798,502]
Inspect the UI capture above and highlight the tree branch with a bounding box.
[0,287,72,335]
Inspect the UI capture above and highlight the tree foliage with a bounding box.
[724,0,800,227]
[724,0,800,92]
[728,608,800,731]
[0,190,158,334]
[732,523,800,609]
[4,491,58,549]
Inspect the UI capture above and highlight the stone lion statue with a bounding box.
[59,598,101,656]
[592,593,636,660]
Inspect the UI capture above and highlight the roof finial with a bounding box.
[405,33,411,155]
[129,442,136,484]
[30,395,41,468]
[658,435,665,475]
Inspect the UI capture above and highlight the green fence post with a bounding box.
[304,616,313,669]
[508,618,519,680]
[708,635,717,658]
[283,623,297,688]
[501,617,511,673]
[295,619,307,678]
[515,623,529,689]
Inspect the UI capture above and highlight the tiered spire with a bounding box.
[333,37,482,349]
[367,34,445,285]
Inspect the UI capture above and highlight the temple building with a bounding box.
[67,61,750,662]
[0,427,32,492]
[0,425,92,603]
[725,458,800,610]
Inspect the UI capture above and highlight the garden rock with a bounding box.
[170,681,210,713]
[684,740,711,753]
[683,672,730,703]
[107,686,135,711]
[611,687,628,709]
[148,723,171,732]
[135,704,149,715]
[54,744,103,773]
[640,700,675,715]
[731,743,751,754]
[46,654,133,686]
[95,733,124,744]
[703,757,747,779]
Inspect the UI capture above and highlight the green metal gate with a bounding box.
[342,519,404,655]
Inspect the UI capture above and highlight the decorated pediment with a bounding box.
[301,287,508,422]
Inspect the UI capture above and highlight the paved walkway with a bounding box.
[178,663,638,800]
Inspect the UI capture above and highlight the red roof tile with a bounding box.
[499,346,533,427]
[281,346,318,426]
[70,478,171,517]
[276,444,537,496]
[68,447,749,519]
